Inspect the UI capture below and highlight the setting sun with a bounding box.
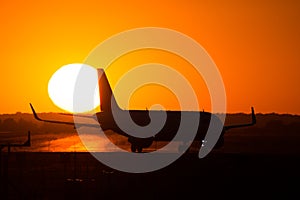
[0,0,299,114]
[47,63,100,113]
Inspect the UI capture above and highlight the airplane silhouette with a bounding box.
[0,131,31,152]
[30,69,256,153]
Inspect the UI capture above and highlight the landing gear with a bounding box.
[128,137,154,153]
[130,145,136,152]
[130,145,143,153]
[137,147,143,153]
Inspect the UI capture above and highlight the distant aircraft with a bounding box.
[0,131,31,152]
[30,69,256,153]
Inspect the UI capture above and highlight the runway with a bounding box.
[0,151,299,199]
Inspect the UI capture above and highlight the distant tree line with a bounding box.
[0,113,76,133]
[0,112,299,135]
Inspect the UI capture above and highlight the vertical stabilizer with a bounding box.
[97,69,121,112]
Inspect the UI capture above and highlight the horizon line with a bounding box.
[1,111,300,116]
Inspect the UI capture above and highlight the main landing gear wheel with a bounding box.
[137,147,143,153]
[131,145,143,153]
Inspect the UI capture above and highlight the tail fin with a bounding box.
[23,131,31,147]
[97,69,121,112]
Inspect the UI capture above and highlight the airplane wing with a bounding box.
[59,112,97,120]
[223,107,256,131]
[29,103,100,128]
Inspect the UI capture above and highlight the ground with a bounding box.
[0,151,299,199]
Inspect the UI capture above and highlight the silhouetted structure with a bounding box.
[30,68,256,153]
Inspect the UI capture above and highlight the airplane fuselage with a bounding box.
[96,110,225,152]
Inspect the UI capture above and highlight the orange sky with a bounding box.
[0,0,299,114]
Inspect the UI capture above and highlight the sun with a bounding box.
[48,63,100,113]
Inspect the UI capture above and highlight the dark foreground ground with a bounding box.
[0,151,299,200]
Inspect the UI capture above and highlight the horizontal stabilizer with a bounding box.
[224,107,256,131]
